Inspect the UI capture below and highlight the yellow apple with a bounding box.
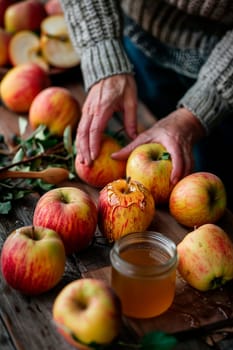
[9,30,49,71]
[53,278,122,350]
[0,28,12,67]
[4,0,47,33]
[0,0,15,27]
[169,172,227,228]
[177,224,233,291]
[98,178,155,242]
[75,135,127,188]
[40,14,80,68]
[126,143,173,205]
[29,86,81,136]
[0,62,51,113]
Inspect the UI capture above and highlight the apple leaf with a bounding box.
[0,121,76,214]
[139,331,177,350]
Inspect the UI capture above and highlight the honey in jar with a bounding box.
[110,231,178,319]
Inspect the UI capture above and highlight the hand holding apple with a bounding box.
[75,135,127,188]
[98,178,155,242]
[52,278,122,350]
[169,172,227,227]
[177,224,233,291]
[0,225,66,295]
[33,187,98,255]
[126,143,172,205]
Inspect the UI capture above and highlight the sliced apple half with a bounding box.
[40,15,80,68]
[9,30,49,71]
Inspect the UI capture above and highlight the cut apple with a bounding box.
[9,30,49,71]
[40,15,80,68]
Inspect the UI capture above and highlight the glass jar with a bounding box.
[110,231,178,319]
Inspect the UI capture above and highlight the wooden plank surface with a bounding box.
[1,69,233,350]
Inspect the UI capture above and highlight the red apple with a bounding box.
[0,62,51,113]
[53,278,122,350]
[0,225,66,295]
[177,224,233,291]
[169,172,227,228]
[98,178,155,242]
[4,0,47,33]
[40,14,80,68]
[33,187,98,255]
[126,143,173,205]
[29,86,81,136]
[0,28,12,67]
[75,135,127,188]
[9,30,49,71]
[45,0,63,15]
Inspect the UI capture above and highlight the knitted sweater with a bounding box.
[60,0,233,133]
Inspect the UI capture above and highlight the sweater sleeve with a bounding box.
[178,29,233,133]
[59,0,133,91]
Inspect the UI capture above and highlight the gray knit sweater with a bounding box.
[60,0,233,134]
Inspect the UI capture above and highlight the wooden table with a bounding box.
[1,68,233,350]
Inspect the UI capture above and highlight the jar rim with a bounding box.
[110,231,178,278]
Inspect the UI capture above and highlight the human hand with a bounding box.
[112,108,206,186]
[75,74,138,165]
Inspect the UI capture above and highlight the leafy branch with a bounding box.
[0,118,76,215]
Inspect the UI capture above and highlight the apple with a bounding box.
[126,143,172,205]
[40,15,80,68]
[75,135,127,188]
[177,223,233,291]
[0,225,66,295]
[98,178,155,242]
[0,28,12,67]
[29,86,81,136]
[4,0,47,33]
[52,278,122,350]
[33,187,98,255]
[45,0,63,15]
[0,0,15,27]
[169,172,227,228]
[0,62,51,113]
[9,30,49,71]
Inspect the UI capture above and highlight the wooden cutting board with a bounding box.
[82,208,233,338]
[83,266,233,338]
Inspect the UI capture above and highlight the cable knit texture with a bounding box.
[60,0,233,133]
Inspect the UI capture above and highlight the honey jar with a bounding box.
[110,231,178,319]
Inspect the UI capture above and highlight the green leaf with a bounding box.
[0,201,12,214]
[12,147,25,164]
[18,117,28,136]
[140,331,177,350]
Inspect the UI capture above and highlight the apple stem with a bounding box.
[124,177,131,194]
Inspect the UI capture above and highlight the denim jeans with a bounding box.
[123,36,233,210]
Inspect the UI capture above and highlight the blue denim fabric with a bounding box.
[123,36,233,210]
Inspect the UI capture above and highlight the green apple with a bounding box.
[98,178,155,242]
[126,143,172,205]
[52,278,122,349]
[177,223,233,291]
[169,172,227,227]
[0,225,66,295]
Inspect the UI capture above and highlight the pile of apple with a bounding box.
[0,0,80,71]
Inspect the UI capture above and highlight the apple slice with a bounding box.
[9,30,49,71]
[40,15,80,68]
